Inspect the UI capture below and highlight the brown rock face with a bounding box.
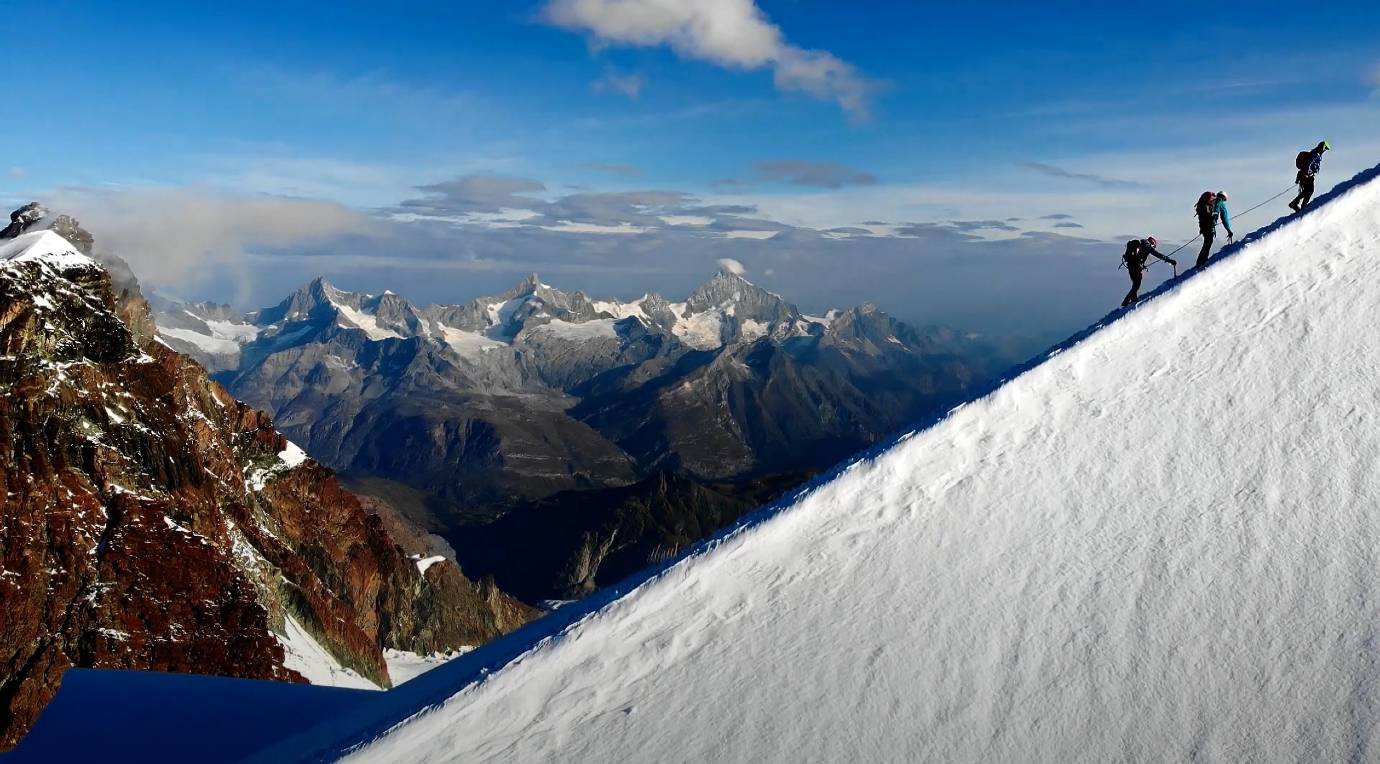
[0,235,537,749]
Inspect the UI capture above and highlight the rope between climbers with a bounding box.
[1145,183,1300,270]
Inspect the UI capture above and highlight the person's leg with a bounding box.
[1122,268,1142,307]
[1299,176,1316,208]
[1196,229,1214,268]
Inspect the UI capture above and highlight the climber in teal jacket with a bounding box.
[1194,191,1234,269]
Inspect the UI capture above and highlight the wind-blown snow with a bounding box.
[339,166,1380,762]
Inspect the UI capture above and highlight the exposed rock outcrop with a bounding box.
[0,227,537,749]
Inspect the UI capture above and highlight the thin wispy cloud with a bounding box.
[1019,161,1145,189]
[592,68,646,99]
[6,167,25,181]
[752,160,877,189]
[542,0,876,119]
[581,162,644,177]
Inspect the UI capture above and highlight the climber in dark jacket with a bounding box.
[1289,141,1329,211]
[1195,191,1233,269]
[1122,237,1176,307]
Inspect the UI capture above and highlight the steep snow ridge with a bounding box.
[310,164,1380,763]
[0,230,97,271]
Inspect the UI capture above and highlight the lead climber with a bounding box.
[1289,141,1329,212]
[1194,191,1233,269]
[1121,236,1176,307]
[1,202,46,239]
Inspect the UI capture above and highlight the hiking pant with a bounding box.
[1292,174,1316,209]
[1122,265,1143,307]
[1196,227,1215,268]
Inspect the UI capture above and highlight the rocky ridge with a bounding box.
[0,223,536,749]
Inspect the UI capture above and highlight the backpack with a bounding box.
[1296,150,1312,171]
[1195,192,1217,224]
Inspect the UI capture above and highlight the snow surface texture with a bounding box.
[330,166,1380,763]
[383,649,473,687]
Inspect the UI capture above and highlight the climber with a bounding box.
[1121,237,1176,307]
[0,202,45,240]
[1194,191,1234,269]
[1289,141,1330,211]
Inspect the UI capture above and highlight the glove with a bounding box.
[1169,259,1178,267]
[1227,233,1234,243]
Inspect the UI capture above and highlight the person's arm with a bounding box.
[1219,200,1233,237]
[1148,245,1175,264]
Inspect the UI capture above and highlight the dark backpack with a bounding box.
[1123,240,1141,265]
[1195,191,1217,224]
[1296,150,1312,171]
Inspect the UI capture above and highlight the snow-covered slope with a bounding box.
[0,230,98,270]
[303,165,1380,763]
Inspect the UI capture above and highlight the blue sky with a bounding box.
[5,0,1378,345]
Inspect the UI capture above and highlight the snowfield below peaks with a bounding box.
[334,166,1380,764]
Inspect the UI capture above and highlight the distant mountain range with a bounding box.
[155,267,1020,602]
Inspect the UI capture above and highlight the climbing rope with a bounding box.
[1143,183,1301,271]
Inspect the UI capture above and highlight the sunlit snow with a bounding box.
[340,167,1380,763]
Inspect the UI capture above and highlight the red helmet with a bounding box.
[1146,236,1158,247]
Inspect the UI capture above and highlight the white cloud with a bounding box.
[717,257,746,274]
[541,221,650,235]
[543,0,874,119]
[659,215,712,226]
[6,167,25,180]
[593,69,646,99]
